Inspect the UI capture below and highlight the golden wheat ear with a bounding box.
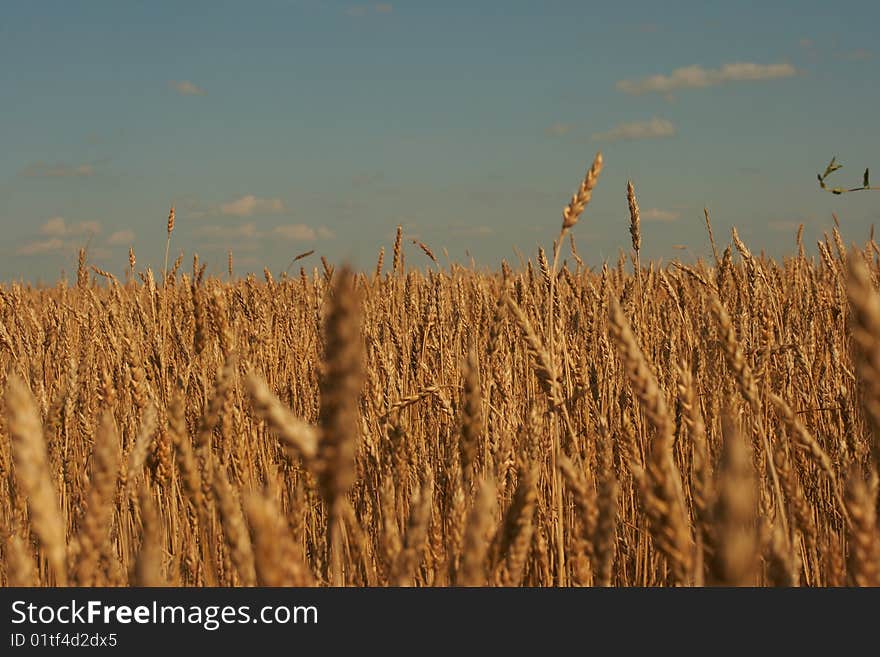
[317,265,364,585]
[6,373,68,586]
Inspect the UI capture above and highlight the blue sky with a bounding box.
[2,0,879,281]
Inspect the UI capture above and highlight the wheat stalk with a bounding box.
[6,374,68,585]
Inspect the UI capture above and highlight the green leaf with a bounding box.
[864,168,870,188]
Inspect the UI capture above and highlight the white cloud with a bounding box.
[591,118,676,142]
[799,38,814,49]
[39,217,101,237]
[20,162,95,178]
[642,208,681,222]
[200,241,261,254]
[17,238,65,256]
[79,221,101,234]
[272,224,335,241]
[616,62,797,95]
[544,122,573,137]
[40,216,68,237]
[106,229,135,245]
[834,49,873,61]
[197,223,260,240]
[170,80,206,96]
[272,224,316,241]
[17,217,102,255]
[219,195,286,217]
[375,3,393,13]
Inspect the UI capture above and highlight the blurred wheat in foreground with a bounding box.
[2,156,880,587]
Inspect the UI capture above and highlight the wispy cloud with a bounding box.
[834,49,873,61]
[272,224,335,241]
[184,194,289,219]
[106,230,135,245]
[642,208,681,222]
[17,217,102,256]
[17,238,65,256]
[345,3,392,17]
[544,122,573,138]
[194,222,333,242]
[40,216,101,237]
[799,38,814,49]
[20,162,95,178]
[272,225,317,241]
[616,62,797,95]
[170,80,206,96]
[219,195,286,217]
[40,217,69,237]
[197,223,261,240]
[591,118,676,143]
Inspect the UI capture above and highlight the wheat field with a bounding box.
[1,154,879,587]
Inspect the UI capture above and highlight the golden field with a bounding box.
[1,155,879,587]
